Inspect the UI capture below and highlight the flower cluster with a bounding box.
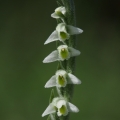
[42,3,83,118]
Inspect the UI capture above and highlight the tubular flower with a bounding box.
[42,97,79,117]
[44,23,83,44]
[45,69,81,88]
[51,6,66,19]
[43,45,80,63]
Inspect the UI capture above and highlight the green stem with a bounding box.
[55,0,77,120]
[56,0,76,100]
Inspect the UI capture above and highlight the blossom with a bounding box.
[44,23,83,45]
[45,69,81,88]
[51,6,66,19]
[43,45,80,63]
[42,97,79,117]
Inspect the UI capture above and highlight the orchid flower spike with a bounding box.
[51,6,66,19]
[44,23,83,45]
[45,69,81,88]
[42,97,79,117]
[43,45,80,63]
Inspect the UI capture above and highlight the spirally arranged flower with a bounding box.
[42,97,79,117]
[51,6,66,19]
[43,45,80,63]
[45,69,81,88]
[42,0,83,119]
[44,23,83,44]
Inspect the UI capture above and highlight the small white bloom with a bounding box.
[43,45,80,63]
[51,6,66,19]
[44,23,83,45]
[42,97,79,117]
[45,69,81,88]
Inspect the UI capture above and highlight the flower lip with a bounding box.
[59,105,66,114]
[56,99,68,116]
[56,23,70,41]
[57,45,70,60]
[57,74,67,87]
[60,32,68,40]
[56,70,67,87]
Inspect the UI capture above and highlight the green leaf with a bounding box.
[56,0,63,6]
[49,89,55,104]
[57,61,65,70]
[47,115,51,120]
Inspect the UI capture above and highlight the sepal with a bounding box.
[42,103,56,117]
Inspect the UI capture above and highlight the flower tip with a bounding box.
[42,59,46,63]
[78,80,82,84]
[44,84,50,88]
[44,41,48,45]
[41,113,44,117]
[75,108,80,113]
[77,28,83,34]
[79,29,83,33]
[51,13,54,18]
[44,85,47,88]
[43,58,49,63]
[78,50,81,55]
[42,111,46,117]
[76,79,82,84]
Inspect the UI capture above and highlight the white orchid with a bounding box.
[51,6,66,19]
[45,69,81,88]
[44,23,83,45]
[42,97,79,117]
[43,45,80,63]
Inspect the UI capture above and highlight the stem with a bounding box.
[56,0,76,100]
[55,0,77,120]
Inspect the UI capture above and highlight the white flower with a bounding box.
[45,69,81,88]
[44,23,83,45]
[43,45,80,63]
[42,97,79,117]
[51,6,66,19]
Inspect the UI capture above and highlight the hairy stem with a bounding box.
[56,0,76,100]
[55,0,77,120]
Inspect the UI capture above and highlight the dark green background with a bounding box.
[0,0,120,120]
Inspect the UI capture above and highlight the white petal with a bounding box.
[45,75,56,88]
[51,13,60,18]
[56,70,67,87]
[68,73,81,84]
[69,47,81,57]
[56,23,70,41]
[68,102,79,113]
[44,30,59,45]
[67,25,83,35]
[42,103,56,117]
[55,6,66,16]
[43,50,59,63]
[61,7,66,15]
[56,23,67,33]
[56,100,66,108]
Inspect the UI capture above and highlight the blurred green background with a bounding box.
[0,0,120,120]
